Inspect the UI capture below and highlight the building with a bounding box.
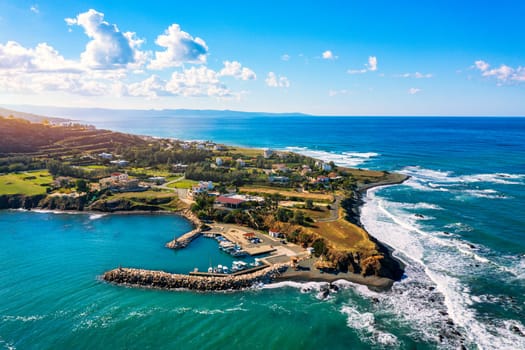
[173,163,188,172]
[236,158,245,167]
[188,181,214,198]
[215,193,264,208]
[111,172,128,181]
[272,163,289,173]
[110,159,129,167]
[98,152,113,159]
[269,175,289,183]
[148,176,166,185]
[263,149,273,158]
[269,229,284,239]
[216,157,223,166]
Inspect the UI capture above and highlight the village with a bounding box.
[0,117,406,284]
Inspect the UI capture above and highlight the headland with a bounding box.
[0,114,407,291]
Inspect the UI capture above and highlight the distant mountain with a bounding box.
[4,105,309,121]
[0,106,71,123]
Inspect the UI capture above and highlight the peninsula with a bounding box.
[0,114,407,291]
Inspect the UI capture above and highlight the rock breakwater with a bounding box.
[103,264,289,291]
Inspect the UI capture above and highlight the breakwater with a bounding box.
[103,264,289,291]
[165,209,202,248]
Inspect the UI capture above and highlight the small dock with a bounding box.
[166,228,202,249]
[189,263,270,277]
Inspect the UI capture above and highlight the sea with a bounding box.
[1,114,524,349]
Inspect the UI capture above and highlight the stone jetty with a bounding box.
[103,264,289,291]
[165,227,201,248]
[165,209,202,249]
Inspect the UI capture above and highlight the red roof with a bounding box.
[216,195,244,205]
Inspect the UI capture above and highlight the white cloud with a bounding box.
[65,9,145,69]
[328,89,349,96]
[395,72,433,79]
[165,66,230,97]
[348,56,377,74]
[408,87,421,95]
[0,41,79,72]
[265,72,290,88]
[281,54,290,61]
[30,5,39,14]
[367,56,377,71]
[126,75,167,99]
[219,61,256,80]
[474,60,525,84]
[148,24,208,69]
[322,50,337,60]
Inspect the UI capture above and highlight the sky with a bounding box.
[0,0,524,115]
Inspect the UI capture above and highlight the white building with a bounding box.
[216,157,223,166]
[263,149,273,159]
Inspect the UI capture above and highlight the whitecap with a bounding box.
[360,186,525,349]
[283,146,379,167]
[340,305,400,347]
[89,213,106,220]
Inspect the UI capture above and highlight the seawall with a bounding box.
[103,264,289,291]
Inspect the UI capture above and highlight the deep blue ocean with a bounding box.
[1,114,524,349]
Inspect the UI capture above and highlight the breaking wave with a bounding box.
[284,146,379,167]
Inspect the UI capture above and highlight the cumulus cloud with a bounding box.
[65,9,145,69]
[265,72,290,88]
[148,24,208,69]
[0,41,79,72]
[394,72,433,79]
[348,56,377,74]
[322,50,337,60]
[367,56,377,71]
[328,89,349,96]
[408,87,421,95]
[281,54,290,61]
[474,60,525,83]
[166,66,230,97]
[219,61,256,80]
[30,5,39,14]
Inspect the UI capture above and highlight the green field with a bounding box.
[0,171,53,195]
[167,179,199,189]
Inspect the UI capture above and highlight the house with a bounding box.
[269,175,289,183]
[173,163,188,172]
[322,163,332,171]
[301,165,312,176]
[263,149,273,159]
[148,176,166,185]
[216,195,245,208]
[181,143,191,150]
[316,175,330,184]
[236,158,245,167]
[110,159,129,167]
[269,229,284,239]
[213,145,226,151]
[216,193,264,208]
[215,157,223,166]
[188,181,214,198]
[272,163,289,173]
[111,172,128,181]
[98,152,113,159]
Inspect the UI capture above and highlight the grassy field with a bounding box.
[311,218,376,252]
[0,170,53,195]
[167,179,199,189]
[228,147,264,157]
[240,186,334,202]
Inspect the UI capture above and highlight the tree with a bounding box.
[305,199,314,210]
[76,179,89,192]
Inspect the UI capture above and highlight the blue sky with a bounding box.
[0,0,524,115]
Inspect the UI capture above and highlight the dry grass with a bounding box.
[312,219,376,252]
[240,186,333,201]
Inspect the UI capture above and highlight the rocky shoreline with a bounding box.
[103,264,289,291]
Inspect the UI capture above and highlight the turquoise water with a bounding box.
[2,115,525,349]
